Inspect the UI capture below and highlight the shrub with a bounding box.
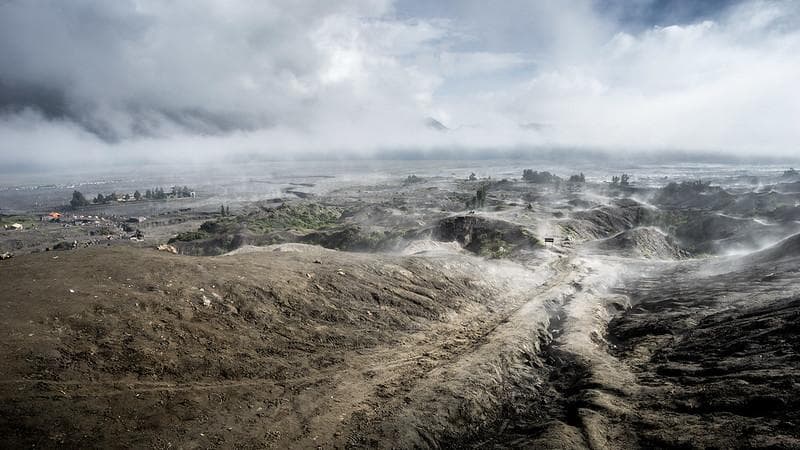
[522,169,561,183]
[70,191,90,208]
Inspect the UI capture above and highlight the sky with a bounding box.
[1,0,799,168]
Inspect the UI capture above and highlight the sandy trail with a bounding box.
[249,253,582,447]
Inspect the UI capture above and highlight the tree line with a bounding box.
[522,169,585,184]
[70,186,193,208]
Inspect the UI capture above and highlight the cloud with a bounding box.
[0,0,799,168]
[433,0,800,154]
[0,0,403,139]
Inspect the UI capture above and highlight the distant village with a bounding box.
[70,185,195,208]
[2,210,148,259]
[1,185,197,258]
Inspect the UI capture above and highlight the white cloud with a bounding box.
[1,0,799,167]
[434,0,800,154]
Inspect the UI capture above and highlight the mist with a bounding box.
[1,0,799,169]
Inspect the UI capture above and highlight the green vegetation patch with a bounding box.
[169,230,209,243]
[244,203,343,233]
[476,228,540,259]
[170,202,343,244]
[302,226,404,252]
[476,232,512,259]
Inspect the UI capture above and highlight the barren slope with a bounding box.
[0,245,562,448]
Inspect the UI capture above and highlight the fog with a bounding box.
[1,0,799,169]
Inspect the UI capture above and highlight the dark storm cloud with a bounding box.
[0,79,69,120]
[0,0,392,141]
[0,0,149,139]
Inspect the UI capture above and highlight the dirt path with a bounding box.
[299,254,587,447]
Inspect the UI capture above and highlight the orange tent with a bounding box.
[49,212,62,220]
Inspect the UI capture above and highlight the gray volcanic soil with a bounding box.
[2,170,800,448]
[0,245,555,448]
[592,226,688,259]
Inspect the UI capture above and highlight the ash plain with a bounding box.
[2,160,800,449]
